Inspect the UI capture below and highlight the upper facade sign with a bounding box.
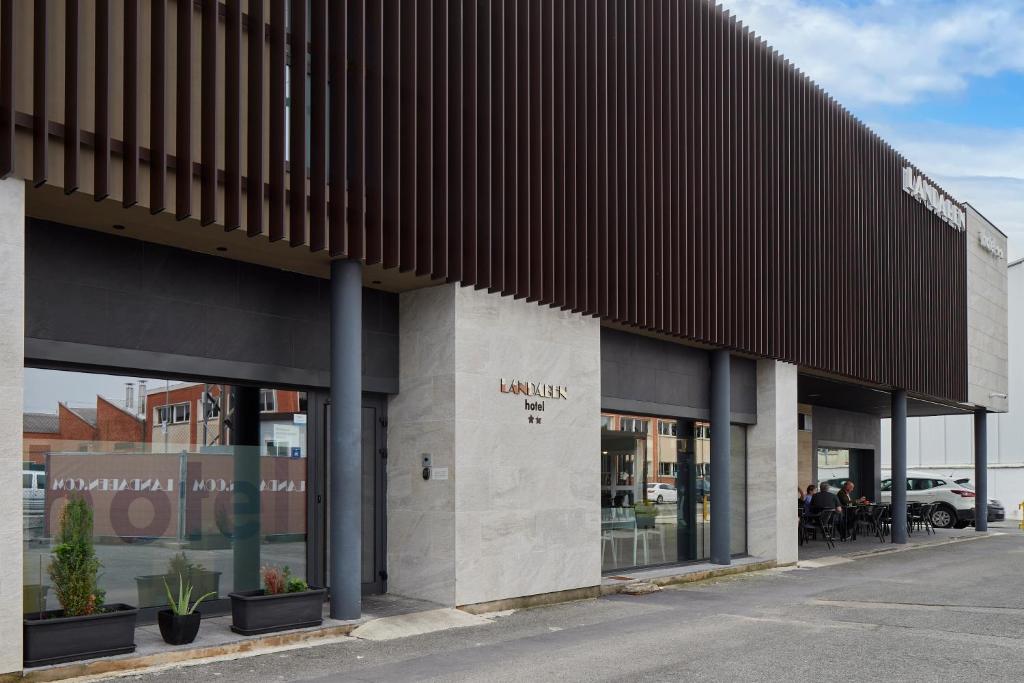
[902,167,966,231]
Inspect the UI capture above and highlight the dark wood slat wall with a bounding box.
[288,0,307,247]
[246,0,264,237]
[64,0,79,194]
[0,0,12,178]
[122,0,138,207]
[224,0,241,230]
[149,0,165,214]
[93,0,109,200]
[5,0,967,403]
[31,0,46,186]
[174,0,191,220]
[200,0,216,225]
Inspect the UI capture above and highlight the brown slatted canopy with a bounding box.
[0,0,968,404]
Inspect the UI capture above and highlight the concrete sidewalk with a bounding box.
[126,530,1022,683]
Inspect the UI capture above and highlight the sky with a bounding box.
[24,368,173,414]
[718,0,1024,259]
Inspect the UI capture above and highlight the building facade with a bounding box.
[0,1,1008,674]
[882,250,1018,518]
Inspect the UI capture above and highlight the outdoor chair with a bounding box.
[856,506,875,538]
[870,505,890,543]
[799,510,819,545]
[918,502,935,535]
[814,509,838,550]
[907,502,924,536]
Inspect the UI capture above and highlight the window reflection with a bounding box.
[22,369,308,616]
[600,412,746,572]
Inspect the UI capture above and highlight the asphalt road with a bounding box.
[130,530,1024,683]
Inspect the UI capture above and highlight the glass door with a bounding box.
[310,393,387,595]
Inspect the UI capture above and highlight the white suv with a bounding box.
[879,470,976,529]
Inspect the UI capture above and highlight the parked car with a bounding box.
[646,483,678,504]
[953,479,1005,522]
[821,472,1001,528]
[878,471,978,529]
[23,469,46,515]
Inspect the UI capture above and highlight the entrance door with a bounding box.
[307,392,388,595]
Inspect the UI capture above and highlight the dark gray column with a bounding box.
[710,349,731,565]
[231,386,261,592]
[890,389,908,544]
[974,409,988,532]
[330,258,362,620]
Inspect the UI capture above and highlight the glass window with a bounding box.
[601,413,747,572]
[619,418,649,434]
[22,368,308,617]
[880,479,892,492]
[658,420,678,437]
[260,389,278,413]
[23,473,31,488]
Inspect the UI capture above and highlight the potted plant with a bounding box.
[136,552,221,607]
[229,566,325,636]
[634,499,658,529]
[157,574,216,646]
[23,496,138,667]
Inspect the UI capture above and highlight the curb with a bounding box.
[2,623,358,683]
[600,559,783,595]
[797,531,1004,568]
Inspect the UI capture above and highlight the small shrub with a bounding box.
[286,576,309,594]
[262,565,308,595]
[167,551,206,579]
[49,496,104,617]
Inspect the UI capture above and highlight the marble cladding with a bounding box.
[965,205,1009,412]
[746,359,799,565]
[387,283,602,607]
[386,286,457,605]
[0,179,24,674]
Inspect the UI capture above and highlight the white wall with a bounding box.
[965,205,1009,412]
[388,284,601,607]
[0,179,25,674]
[746,360,798,565]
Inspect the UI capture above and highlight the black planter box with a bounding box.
[157,610,202,645]
[228,588,326,636]
[23,604,138,668]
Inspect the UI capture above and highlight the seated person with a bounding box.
[803,484,816,515]
[810,482,848,540]
[836,481,855,508]
[810,483,841,513]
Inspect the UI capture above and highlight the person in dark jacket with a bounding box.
[837,481,855,508]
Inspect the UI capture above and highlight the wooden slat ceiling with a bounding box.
[0,0,968,403]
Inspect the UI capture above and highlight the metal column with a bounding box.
[710,349,731,565]
[231,386,262,592]
[974,409,988,532]
[330,258,362,620]
[890,389,908,544]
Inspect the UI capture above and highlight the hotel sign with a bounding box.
[901,166,965,231]
[499,379,568,400]
[979,232,1005,261]
[500,378,567,426]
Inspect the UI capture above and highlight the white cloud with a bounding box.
[867,122,1024,258]
[718,0,1024,106]
[718,0,1024,257]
